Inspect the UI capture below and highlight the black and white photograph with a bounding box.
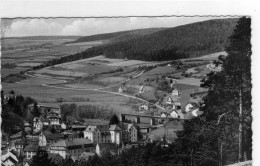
[0,1,257,166]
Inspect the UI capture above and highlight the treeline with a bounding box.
[60,103,115,122]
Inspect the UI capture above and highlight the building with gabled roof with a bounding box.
[1,149,19,166]
[84,125,111,144]
[24,143,39,160]
[49,138,93,159]
[109,125,122,145]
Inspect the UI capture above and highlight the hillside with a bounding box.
[101,18,238,61]
[69,28,165,43]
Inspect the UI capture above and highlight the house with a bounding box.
[38,132,47,147]
[41,119,50,129]
[33,117,43,133]
[43,130,63,145]
[47,114,61,126]
[162,95,181,110]
[191,109,204,117]
[118,85,127,93]
[61,123,67,130]
[96,143,118,156]
[50,138,93,159]
[14,139,26,155]
[139,103,149,111]
[24,143,39,160]
[109,125,122,145]
[84,125,111,143]
[1,149,19,166]
[172,88,181,97]
[170,110,179,118]
[71,125,86,132]
[138,85,146,94]
[118,123,138,143]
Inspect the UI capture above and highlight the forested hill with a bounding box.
[41,18,238,67]
[68,28,165,43]
[100,18,239,61]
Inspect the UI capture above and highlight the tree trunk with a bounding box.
[219,140,223,166]
[238,90,243,162]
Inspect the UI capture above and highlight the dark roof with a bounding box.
[97,143,117,150]
[43,130,62,140]
[10,131,24,139]
[2,156,18,164]
[51,138,92,147]
[172,83,198,91]
[24,143,39,152]
[41,118,50,123]
[109,125,122,131]
[72,125,86,129]
[96,125,110,132]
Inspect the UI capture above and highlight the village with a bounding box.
[1,73,208,166]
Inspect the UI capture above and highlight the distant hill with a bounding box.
[4,36,82,40]
[69,28,165,44]
[101,18,239,61]
[42,18,239,67]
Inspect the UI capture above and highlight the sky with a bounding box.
[2,17,219,37]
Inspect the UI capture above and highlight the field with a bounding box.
[1,37,101,79]
[2,35,223,117]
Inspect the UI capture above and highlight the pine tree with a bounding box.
[109,114,119,125]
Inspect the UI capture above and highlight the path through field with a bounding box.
[19,70,165,110]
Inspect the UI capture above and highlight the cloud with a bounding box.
[4,17,216,37]
[5,19,63,37]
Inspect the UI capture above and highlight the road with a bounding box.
[20,70,165,110]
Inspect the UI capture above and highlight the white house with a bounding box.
[109,125,122,145]
[61,123,67,130]
[47,115,61,126]
[1,149,19,166]
[172,89,181,97]
[170,110,179,118]
[38,132,47,147]
[139,103,149,111]
[161,113,167,118]
[191,109,203,117]
[185,103,194,112]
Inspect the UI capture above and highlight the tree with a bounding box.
[174,16,252,166]
[31,148,57,166]
[109,114,119,125]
